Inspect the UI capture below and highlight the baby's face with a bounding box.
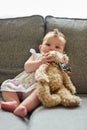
[39,36,65,54]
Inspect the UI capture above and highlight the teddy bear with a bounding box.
[35,50,81,108]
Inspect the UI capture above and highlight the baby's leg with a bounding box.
[14,89,40,117]
[1,91,21,112]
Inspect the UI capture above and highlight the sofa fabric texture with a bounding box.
[0,15,44,84]
[0,15,87,130]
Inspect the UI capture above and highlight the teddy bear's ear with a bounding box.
[62,54,69,64]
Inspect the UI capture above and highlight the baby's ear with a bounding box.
[62,54,69,64]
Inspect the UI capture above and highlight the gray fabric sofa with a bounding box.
[0,15,87,130]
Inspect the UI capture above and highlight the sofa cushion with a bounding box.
[0,15,45,84]
[28,95,87,130]
[45,16,87,94]
[0,109,29,130]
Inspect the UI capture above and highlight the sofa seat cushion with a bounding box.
[0,109,29,130]
[0,95,87,130]
[45,16,87,94]
[28,95,87,130]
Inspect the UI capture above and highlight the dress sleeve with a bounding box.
[30,48,41,60]
[30,48,36,54]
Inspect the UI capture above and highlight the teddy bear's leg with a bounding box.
[58,88,81,107]
[37,83,61,108]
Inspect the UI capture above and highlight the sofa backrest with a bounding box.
[0,15,87,94]
[0,15,45,84]
[45,16,87,94]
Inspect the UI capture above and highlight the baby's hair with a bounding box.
[43,28,66,42]
[53,28,65,38]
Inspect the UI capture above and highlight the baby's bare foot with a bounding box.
[14,105,27,118]
[1,101,18,112]
[0,101,1,109]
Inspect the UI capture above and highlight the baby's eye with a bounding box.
[55,46,60,49]
[46,43,51,46]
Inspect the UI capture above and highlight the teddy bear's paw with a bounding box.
[42,94,61,108]
[51,94,61,105]
[70,86,76,94]
[62,95,81,107]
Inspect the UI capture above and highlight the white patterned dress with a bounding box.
[1,49,41,98]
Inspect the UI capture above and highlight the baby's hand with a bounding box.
[39,53,53,64]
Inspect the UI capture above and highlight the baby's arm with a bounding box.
[24,55,42,73]
[24,53,53,73]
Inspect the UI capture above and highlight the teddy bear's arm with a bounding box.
[62,72,76,94]
[35,64,49,82]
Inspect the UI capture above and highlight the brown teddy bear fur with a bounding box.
[35,51,81,108]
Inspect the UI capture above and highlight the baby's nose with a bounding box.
[50,46,55,50]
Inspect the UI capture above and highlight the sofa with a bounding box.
[0,15,87,130]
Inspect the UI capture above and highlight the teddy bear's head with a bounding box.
[49,50,69,65]
[49,51,71,73]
